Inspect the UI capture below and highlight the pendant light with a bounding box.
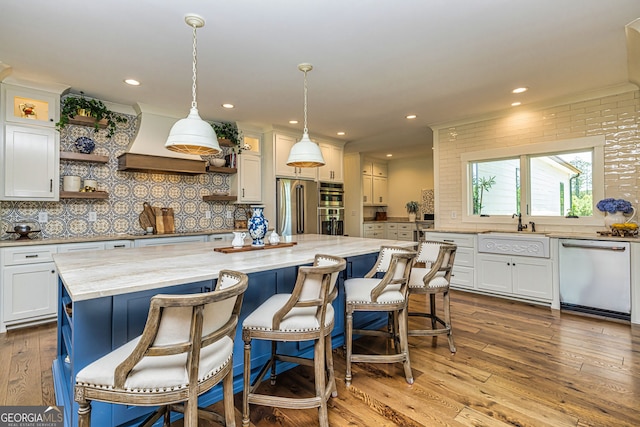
[165,14,221,156]
[286,63,325,167]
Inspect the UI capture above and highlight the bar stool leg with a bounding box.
[345,309,353,387]
[398,307,414,385]
[270,341,277,385]
[443,289,456,353]
[242,340,251,427]
[325,334,338,397]
[315,335,329,426]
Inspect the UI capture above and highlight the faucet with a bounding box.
[512,213,527,231]
[529,221,536,232]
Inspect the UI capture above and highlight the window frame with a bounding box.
[460,135,605,226]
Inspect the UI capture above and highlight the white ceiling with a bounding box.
[1,1,639,160]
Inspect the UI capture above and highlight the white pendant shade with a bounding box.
[165,107,221,155]
[286,63,325,168]
[287,131,325,167]
[165,14,220,156]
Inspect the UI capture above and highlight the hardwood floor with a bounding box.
[1,290,638,426]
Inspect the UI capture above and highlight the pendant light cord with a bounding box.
[191,23,198,109]
[303,69,308,134]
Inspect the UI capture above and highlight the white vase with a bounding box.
[604,211,627,228]
[408,213,416,222]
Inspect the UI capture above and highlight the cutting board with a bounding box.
[153,207,175,234]
[139,202,156,232]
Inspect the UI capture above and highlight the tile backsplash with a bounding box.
[1,112,248,239]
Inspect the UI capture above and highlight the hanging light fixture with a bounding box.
[286,63,325,167]
[165,14,221,156]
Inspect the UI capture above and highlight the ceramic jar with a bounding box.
[248,206,268,247]
[604,210,634,228]
[232,232,246,248]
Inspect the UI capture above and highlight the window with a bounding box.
[461,136,604,225]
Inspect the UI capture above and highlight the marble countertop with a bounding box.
[54,234,417,302]
[427,229,640,242]
[0,229,243,248]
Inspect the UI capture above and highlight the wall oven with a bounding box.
[318,208,344,236]
[318,182,344,207]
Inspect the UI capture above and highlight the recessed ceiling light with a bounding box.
[406,114,417,119]
[222,103,234,109]
[289,120,299,124]
[124,79,140,86]
[512,87,528,94]
[511,102,521,107]
[386,154,393,157]
[337,131,345,136]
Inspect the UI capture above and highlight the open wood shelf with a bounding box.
[206,165,237,174]
[60,191,109,199]
[202,195,237,202]
[60,152,109,163]
[67,115,108,128]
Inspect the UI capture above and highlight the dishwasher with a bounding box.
[559,239,630,320]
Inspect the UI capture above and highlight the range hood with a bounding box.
[117,103,207,175]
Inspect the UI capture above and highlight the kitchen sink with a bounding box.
[477,232,550,258]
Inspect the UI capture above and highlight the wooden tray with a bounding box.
[214,242,297,253]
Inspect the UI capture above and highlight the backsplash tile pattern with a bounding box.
[0,112,246,239]
[434,88,640,232]
[421,189,434,216]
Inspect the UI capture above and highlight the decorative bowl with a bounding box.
[210,158,226,167]
[75,136,96,154]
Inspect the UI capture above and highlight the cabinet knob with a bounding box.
[51,270,55,274]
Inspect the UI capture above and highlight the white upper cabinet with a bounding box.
[362,158,388,206]
[274,133,317,180]
[2,125,59,200]
[318,142,343,182]
[3,84,59,127]
[231,132,262,203]
[1,81,65,201]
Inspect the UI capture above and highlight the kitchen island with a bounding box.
[52,234,415,427]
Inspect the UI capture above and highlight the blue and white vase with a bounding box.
[248,206,268,247]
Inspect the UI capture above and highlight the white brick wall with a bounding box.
[434,88,640,231]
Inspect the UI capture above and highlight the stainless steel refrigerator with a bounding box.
[276,178,318,236]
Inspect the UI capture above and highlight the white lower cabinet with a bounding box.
[477,253,552,302]
[208,233,234,243]
[1,245,58,330]
[424,232,476,290]
[363,223,385,238]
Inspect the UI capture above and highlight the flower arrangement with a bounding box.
[596,198,634,214]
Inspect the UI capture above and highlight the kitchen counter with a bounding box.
[0,229,243,247]
[54,234,417,302]
[427,228,640,242]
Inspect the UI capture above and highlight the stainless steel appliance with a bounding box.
[276,178,318,236]
[559,239,631,320]
[318,182,344,207]
[318,208,344,235]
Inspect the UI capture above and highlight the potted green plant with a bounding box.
[212,122,244,154]
[406,201,420,222]
[56,92,127,138]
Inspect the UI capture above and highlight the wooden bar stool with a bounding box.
[344,246,417,386]
[241,254,346,427]
[407,241,457,353]
[74,270,248,427]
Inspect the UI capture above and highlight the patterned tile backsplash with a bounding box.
[0,112,250,239]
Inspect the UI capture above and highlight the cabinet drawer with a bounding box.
[398,223,413,232]
[386,223,398,231]
[58,242,106,253]
[1,245,58,266]
[363,224,374,232]
[455,247,475,267]
[424,232,475,248]
[397,231,413,240]
[451,266,474,289]
[105,240,132,250]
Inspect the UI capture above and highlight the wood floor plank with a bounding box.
[2,290,639,426]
